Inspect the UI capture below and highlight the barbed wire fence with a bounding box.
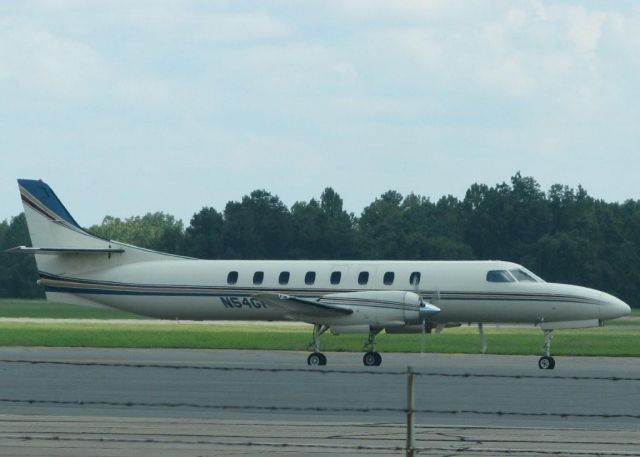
[1,360,639,456]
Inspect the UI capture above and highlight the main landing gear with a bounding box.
[363,328,382,367]
[538,329,556,370]
[306,324,384,367]
[307,324,328,366]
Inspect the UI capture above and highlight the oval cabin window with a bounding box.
[330,271,341,285]
[279,271,290,285]
[253,271,264,285]
[358,271,369,285]
[383,271,395,285]
[305,271,316,285]
[227,271,238,285]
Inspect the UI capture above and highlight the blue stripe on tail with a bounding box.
[18,179,82,229]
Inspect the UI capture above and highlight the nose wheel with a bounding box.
[538,329,555,370]
[362,327,383,366]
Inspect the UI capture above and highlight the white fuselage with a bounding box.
[41,257,629,327]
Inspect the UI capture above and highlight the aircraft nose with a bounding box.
[599,292,631,320]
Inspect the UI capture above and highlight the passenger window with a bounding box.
[253,271,264,285]
[358,271,369,285]
[383,271,395,285]
[410,272,421,286]
[305,271,316,285]
[330,271,341,285]
[486,270,515,283]
[279,271,290,285]
[227,271,238,285]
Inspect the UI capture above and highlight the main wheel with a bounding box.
[363,351,378,367]
[318,353,327,366]
[308,352,326,366]
[538,356,555,370]
[373,352,382,366]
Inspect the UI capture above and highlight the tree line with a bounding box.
[1,173,639,307]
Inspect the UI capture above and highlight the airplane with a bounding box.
[9,179,631,369]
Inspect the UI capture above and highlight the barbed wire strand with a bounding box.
[5,428,636,447]
[1,398,639,419]
[6,434,640,456]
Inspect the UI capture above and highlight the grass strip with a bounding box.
[0,300,141,319]
[0,322,638,356]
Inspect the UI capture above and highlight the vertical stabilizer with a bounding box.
[18,179,104,249]
[17,178,181,274]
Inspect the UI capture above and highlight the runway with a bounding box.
[0,347,638,456]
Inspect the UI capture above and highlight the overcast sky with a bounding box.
[2,0,639,226]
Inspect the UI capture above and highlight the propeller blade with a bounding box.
[478,322,487,354]
[418,296,440,355]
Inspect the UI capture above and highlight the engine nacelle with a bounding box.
[320,290,425,326]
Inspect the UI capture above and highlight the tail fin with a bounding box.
[18,179,116,250]
[18,179,109,248]
[16,179,179,272]
[19,179,83,234]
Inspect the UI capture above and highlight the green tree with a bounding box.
[463,173,551,260]
[358,190,474,260]
[222,190,294,259]
[0,214,43,298]
[183,207,224,259]
[291,187,357,259]
[89,212,184,253]
[357,190,405,259]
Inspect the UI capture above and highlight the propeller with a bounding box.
[413,275,440,354]
[478,322,487,354]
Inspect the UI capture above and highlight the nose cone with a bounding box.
[419,301,441,320]
[599,292,632,320]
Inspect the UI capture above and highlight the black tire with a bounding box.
[373,352,382,366]
[538,356,555,370]
[318,353,327,366]
[307,352,323,366]
[363,352,378,367]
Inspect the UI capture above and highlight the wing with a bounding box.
[252,293,353,318]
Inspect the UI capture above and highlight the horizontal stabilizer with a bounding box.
[253,293,353,318]
[5,246,125,255]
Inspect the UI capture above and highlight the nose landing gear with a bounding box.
[538,329,555,369]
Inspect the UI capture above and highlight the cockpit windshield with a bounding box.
[486,270,515,283]
[486,268,543,283]
[509,268,539,282]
